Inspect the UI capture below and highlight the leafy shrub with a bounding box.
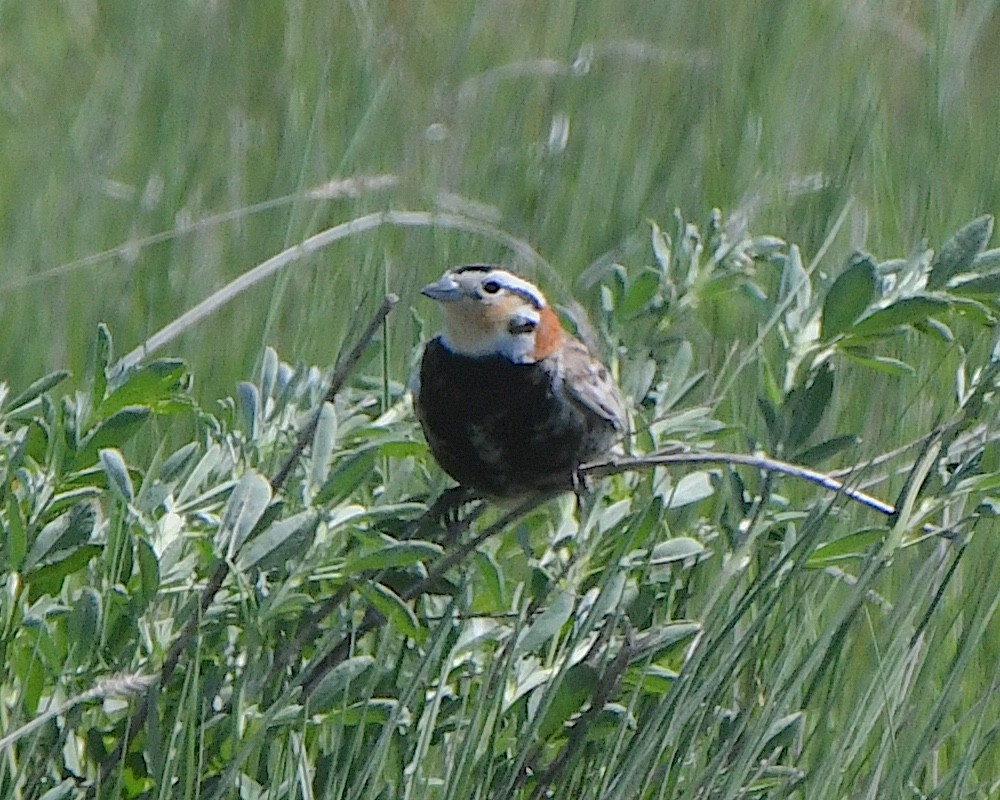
[1,213,998,799]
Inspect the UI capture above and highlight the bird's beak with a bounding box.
[421,274,464,302]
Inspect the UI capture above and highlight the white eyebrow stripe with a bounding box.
[484,269,547,308]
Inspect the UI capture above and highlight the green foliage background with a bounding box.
[3,2,1000,391]
[1,2,1000,799]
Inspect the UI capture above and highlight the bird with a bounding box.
[414,265,627,499]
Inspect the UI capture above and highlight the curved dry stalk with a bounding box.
[113,210,550,373]
[0,673,153,753]
[7,175,400,293]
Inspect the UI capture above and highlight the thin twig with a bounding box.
[298,444,952,701]
[527,621,635,800]
[509,607,615,796]
[96,562,229,785]
[833,422,998,492]
[270,585,353,679]
[272,293,399,490]
[300,495,546,698]
[399,495,549,604]
[96,297,399,787]
[583,450,898,516]
[263,487,483,696]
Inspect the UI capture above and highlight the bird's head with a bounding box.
[421,266,563,364]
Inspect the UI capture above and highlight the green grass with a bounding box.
[1,2,999,799]
[5,2,1000,394]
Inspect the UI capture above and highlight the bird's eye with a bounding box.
[482,280,501,294]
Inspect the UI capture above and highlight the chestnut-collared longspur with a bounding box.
[415,265,626,498]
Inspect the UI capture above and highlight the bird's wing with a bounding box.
[559,337,627,432]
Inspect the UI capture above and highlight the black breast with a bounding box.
[416,337,614,497]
